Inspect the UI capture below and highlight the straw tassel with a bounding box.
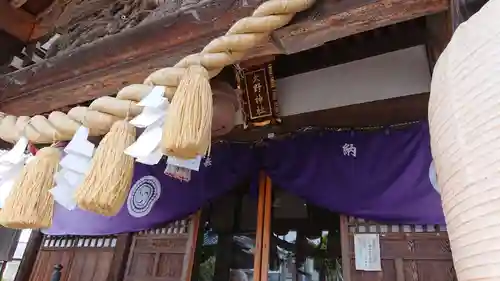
[0,146,61,229]
[75,120,136,216]
[162,65,213,159]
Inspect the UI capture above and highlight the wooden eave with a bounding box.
[0,0,449,116]
[0,0,72,42]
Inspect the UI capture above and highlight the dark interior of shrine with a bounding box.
[191,183,343,281]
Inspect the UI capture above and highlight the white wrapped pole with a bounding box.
[429,1,500,280]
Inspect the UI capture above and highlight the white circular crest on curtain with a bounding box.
[127,175,161,218]
[429,160,439,194]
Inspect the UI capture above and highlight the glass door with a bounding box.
[191,177,266,281]
[260,179,344,281]
[190,173,343,281]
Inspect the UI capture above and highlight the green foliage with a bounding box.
[199,256,216,281]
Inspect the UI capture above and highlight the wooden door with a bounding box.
[341,216,456,281]
[28,235,118,281]
[124,214,200,281]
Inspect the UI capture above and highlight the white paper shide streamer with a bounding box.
[125,86,168,165]
[124,86,202,182]
[0,137,29,208]
[51,126,95,210]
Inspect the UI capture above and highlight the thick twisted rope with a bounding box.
[0,0,315,144]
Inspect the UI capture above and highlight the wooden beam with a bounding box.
[273,0,448,54]
[0,0,37,42]
[222,93,430,142]
[273,19,426,80]
[0,1,264,115]
[0,0,448,116]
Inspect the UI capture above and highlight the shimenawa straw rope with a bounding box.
[0,0,316,146]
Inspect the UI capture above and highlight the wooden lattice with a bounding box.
[346,216,447,233]
[41,234,117,249]
[136,218,191,236]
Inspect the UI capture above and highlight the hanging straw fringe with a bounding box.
[162,65,213,159]
[0,147,61,229]
[75,120,136,216]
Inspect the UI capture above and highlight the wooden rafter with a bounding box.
[0,0,448,116]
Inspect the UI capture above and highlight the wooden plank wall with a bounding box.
[22,214,201,281]
[123,215,200,281]
[28,235,119,281]
[340,216,455,281]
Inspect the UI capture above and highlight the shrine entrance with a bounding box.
[189,174,456,281]
[189,176,344,281]
[193,182,260,281]
[265,187,343,281]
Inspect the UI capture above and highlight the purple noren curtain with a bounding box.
[261,123,445,225]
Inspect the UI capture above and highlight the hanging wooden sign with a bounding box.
[235,57,281,129]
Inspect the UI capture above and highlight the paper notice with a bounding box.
[354,233,382,271]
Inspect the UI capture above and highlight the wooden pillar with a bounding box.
[339,216,352,281]
[254,173,272,281]
[14,230,43,281]
[425,10,453,72]
[188,210,208,281]
[450,0,488,31]
[183,212,202,281]
[0,261,7,280]
[106,233,132,281]
[261,176,272,281]
[425,0,490,73]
